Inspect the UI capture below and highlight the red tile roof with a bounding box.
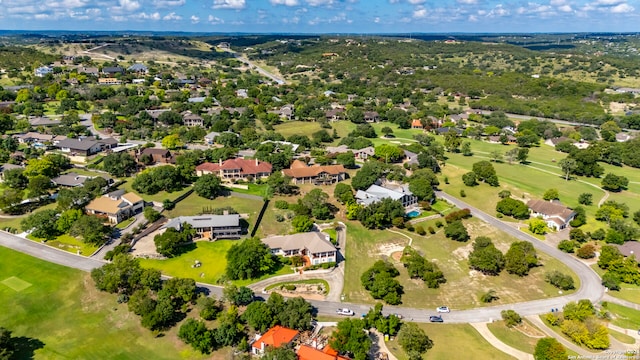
[196,159,272,176]
[411,119,423,127]
[252,326,299,351]
[282,163,346,179]
[297,345,349,360]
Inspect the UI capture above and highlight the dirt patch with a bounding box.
[131,229,162,257]
[609,101,635,115]
[390,251,403,262]
[269,290,326,301]
[516,321,546,338]
[375,242,408,257]
[452,242,474,260]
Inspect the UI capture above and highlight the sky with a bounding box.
[0,0,638,33]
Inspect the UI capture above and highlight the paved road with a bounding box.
[221,48,286,85]
[476,110,639,133]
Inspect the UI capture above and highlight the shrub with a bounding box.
[435,220,443,228]
[558,240,577,253]
[428,226,435,234]
[459,190,466,197]
[274,200,289,209]
[415,225,426,235]
[501,310,522,327]
[406,225,415,232]
[444,208,472,223]
[275,214,285,222]
[545,271,575,290]
[576,243,596,259]
[480,290,499,303]
[392,217,405,228]
[601,273,620,291]
[590,228,606,240]
[284,284,296,291]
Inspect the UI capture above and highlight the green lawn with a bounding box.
[120,179,193,203]
[0,246,208,359]
[225,183,270,198]
[342,218,578,309]
[0,202,58,233]
[387,323,516,360]
[255,196,294,237]
[487,320,542,354]
[139,240,294,286]
[609,328,636,344]
[603,302,640,330]
[27,234,98,257]
[592,265,640,305]
[116,217,135,229]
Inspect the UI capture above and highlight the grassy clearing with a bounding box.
[487,320,543,354]
[386,323,516,360]
[120,179,192,203]
[603,302,640,330]
[139,240,294,286]
[115,217,135,229]
[0,246,208,359]
[166,193,262,220]
[226,183,270,198]
[343,217,579,309]
[0,202,58,232]
[255,195,294,237]
[27,234,98,256]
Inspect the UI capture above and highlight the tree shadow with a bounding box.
[10,336,45,360]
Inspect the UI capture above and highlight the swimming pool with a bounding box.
[406,210,420,218]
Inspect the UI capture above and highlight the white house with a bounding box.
[262,232,337,266]
[527,199,576,230]
[355,183,418,208]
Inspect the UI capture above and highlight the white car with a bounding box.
[336,308,355,316]
[436,306,450,313]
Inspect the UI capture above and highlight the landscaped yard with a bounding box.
[343,217,580,309]
[487,320,544,354]
[0,246,209,359]
[603,302,640,330]
[27,234,98,256]
[386,323,515,360]
[115,217,135,229]
[120,178,193,203]
[138,240,294,286]
[166,192,262,221]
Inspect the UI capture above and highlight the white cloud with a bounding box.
[468,14,478,21]
[457,0,478,3]
[610,3,633,12]
[190,15,200,23]
[208,14,225,23]
[118,0,141,11]
[413,8,428,18]
[593,0,624,5]
[212,0,245,9]
[558,4,573,12]
[408,0,425,4]
[306,0,335,6]
[487,4,509,17]
[282,16,300,23]
[48,0,88,9]
[133,12,161,20]
[374,16,380,23]
[153,0,185,8]
[271,0,299,5]
[163,12,181,20]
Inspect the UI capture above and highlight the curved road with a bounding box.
[0,192,609,324]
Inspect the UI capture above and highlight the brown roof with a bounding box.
[282,163,346,179]
[122,192,143,204]
[196,159,272,175]
[616,242,640,261]
[527,199,575,221]
[290,160,308,169]
[141,148,171,156]
[86,196,124,214]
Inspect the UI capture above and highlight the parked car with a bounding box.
[336,308,355,316]
[429,315,444,323]
[436,306,450,313]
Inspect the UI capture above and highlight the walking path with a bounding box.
[470,322,533,360]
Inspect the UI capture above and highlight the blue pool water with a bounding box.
[406,210,420,218]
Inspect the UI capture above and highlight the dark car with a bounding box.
[429,315,444,323]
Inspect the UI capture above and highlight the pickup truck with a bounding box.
[336,308,355,316]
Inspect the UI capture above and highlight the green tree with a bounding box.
[226,237,277,280]
[266,172,298,196]
[601,173,629,192]
[528,217,548,235]
[20,209,60,240]
[375,144,404,163]
[2,168,28,189]
[397,322,433,360]
[242,301,273,333]
[154,228,190,257]
[334,183,355,204]
[444,220,469,242]
[361,260,403,305]
[443,131,461,152]
[517,147,529,163]
[462,171,477,186]
[329,319,372,360]
[292,215,314,233]
[542,188,559,201]
[27,175,51,198]
[261,347,296,360]
[178,319,214,354]
[408,177,434,201]
[461,141,472,156]
[472,160,499,186]
[578,193,593,205]
[501,310,522,327]
[0,327,14,360]
[197,295,221,321]
[545,271,575,290]
[0,188,24,213]
[505,241,538,276]
[161,134,184,150]
[468,237,505,275]
[194,174,222,199]
[558,158,577,181]
[143,206,161,222]
[534,338,567,360]
[103,152,137,177]
[496,197,530,219]
[70,215,111,245]
[56,208,82,233]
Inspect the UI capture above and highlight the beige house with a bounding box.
[262,232,337,266]
[85,190,144,224]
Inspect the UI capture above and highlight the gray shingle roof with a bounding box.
[162,215,240,230]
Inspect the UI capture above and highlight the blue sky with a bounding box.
[0,0,638,33]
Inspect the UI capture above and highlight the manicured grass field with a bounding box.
[386,323,515,360]
[487,320,542,354]
[609,328,636,344]
[115,217,135,229]
[139,240,294,286]
[166,193,262,220]
[0,246,208,359]
[342,217,578,309]
[603,302,640,330]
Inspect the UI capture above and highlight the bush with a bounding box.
[406,225,415,232]
[392,217,405,228]
[590,228,606,240]
[415,225,426,235]
[275,214,285,222]
[501,310,522,327]
[435,220,443,228]
[284,284,296,291]
[444,209,472,223]
[274,200,289,209]
[558,240,577,253]
[428,226,435,234]
[480,290,499,303]
[545,271,575,290]
[576,243,596,259]
[601,273,621,291]
[459,189,466,197]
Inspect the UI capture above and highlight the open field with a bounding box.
[342,217,579,309]
[386,323,516,360]
[139,240,294,286]
[27,234,98,257]
[603,302,640,330]
[487,319,544,354]
[0,246,208,360]
[591,265,640,304]
[120,179,193,203]
[609,328,636,344]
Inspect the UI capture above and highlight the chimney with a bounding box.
[255,158,258,166]
[219,158,222,166]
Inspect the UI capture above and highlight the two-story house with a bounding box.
[195,159,272,182]
[355,183,418,208]
[262,231,337,266]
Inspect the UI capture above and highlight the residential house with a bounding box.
[236,89,248,98]
[616,133,634,142]
[260,140,300,153]
[161,214,242,240]
[204,132,221,145]
[101,66,124,76]
[181,110,204,127]
[145,109,171,121]
[55,138,103,156]
[353,147,375,160]
[132,79,145,85]
[0,101,15,109]
[278,104,294,120]
[355,183,418,208]
[363,111,380,123]
[487,135,517,144]
[282,160,346,185]
[404,150,419,166]
[527,199,576,230]
[78,66,99,76]
[325,108,344,121]
[14,132,67,147]
[51,172,114,188]
[449,113,470,124]
[251,326,299,356]
[435,127,463,135]
[34,66,53,77]
[297,345,349,360]
[29,116,60,127]
[85,191,144,224]
[0,164,23,182]
[411,119,423,129]
[138,148,173,164]
[127,63,148,74]
[195,159,272,181]
[98,78,122,85]
[262,232,337,266]
[545,137,574,147]
[615,242,640,262]
[188,97,206,103]
[325,145,349,155]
